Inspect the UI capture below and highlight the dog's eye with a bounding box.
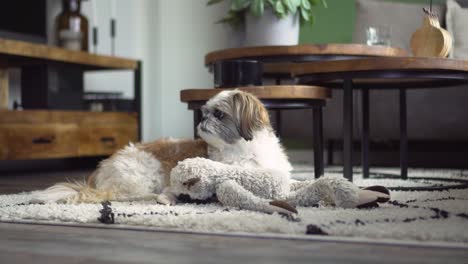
[213,109,224,119]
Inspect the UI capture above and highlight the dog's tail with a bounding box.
[30,173,114,204]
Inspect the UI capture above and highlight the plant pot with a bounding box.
[244,9,299,46]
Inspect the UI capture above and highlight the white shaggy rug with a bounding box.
[1,167,468,244]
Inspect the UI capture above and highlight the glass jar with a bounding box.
[55,0,89,51]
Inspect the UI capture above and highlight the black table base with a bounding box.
[299,69,468,183]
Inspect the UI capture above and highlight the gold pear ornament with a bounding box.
[410,8,452,57]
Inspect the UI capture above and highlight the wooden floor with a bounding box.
[1,169,467,264]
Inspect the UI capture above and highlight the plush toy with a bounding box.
[170,157,390,215]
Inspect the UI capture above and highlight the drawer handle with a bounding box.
[100,137,117,148]
[32,136,55,145]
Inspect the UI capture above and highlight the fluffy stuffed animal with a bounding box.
[170,157,390,215]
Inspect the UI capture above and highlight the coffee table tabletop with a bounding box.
[291,57,468,75]
[289,57,468,88]
[180,85,331,102]
[205,44,409,66]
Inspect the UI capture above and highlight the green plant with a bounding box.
[207,0,327,28]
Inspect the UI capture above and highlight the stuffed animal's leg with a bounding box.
[287,175,390,208]
[216,180,297,215]
[287,175,361,208]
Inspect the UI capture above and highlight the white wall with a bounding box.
[153,0,234,139]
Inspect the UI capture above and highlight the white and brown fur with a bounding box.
[31,90,292,204]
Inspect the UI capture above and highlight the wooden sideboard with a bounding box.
[0,38,141,161]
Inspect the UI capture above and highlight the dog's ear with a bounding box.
[232,91,270,141]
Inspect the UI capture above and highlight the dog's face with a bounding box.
[197,90,270,146]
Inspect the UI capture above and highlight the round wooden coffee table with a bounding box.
[205,44,409,78]
[180,85,331,178]
[291,57,468,183]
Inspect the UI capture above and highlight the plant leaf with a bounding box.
[282,0,296,14]
[301,0,311,10]
[321,0,328,8]
[231,0,250,11]
[290,0,301,8]
[275,0,285,15]
[300,6,310,21]
[250,0,264,17]
[207,0,224,5]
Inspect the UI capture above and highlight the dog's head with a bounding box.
[197,90,271,146]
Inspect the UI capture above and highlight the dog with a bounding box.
[32,90,387,208]
[31,90,290,204]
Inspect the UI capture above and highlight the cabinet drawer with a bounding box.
[78,124,137,156]
[0,124,79,160]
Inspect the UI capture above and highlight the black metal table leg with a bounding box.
[327,140,334,165]
[193,110,202,139]
[343,79,354,182]
[400,88,408,180]
[362,87,370,178]
[275,77,281,85]
[275,78,281,137]
[313,106,324,178]
[134,61,142,140]
[275,110,282,137]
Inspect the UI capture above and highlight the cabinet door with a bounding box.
[78,124,137,156]
[0,124,79,160]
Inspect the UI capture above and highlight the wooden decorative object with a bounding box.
[0,68,8,109]
[410,9,452,57]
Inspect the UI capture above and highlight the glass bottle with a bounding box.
[55,0,89,51]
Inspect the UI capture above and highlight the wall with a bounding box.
[299,0,447,44]
[152,0,235,139]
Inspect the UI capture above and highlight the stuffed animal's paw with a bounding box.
[156,194,177,205]
[357,186,390,209]
[264,200,298,216]
[156,189,178,206]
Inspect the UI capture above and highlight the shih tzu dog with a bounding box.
[32,90,386,209]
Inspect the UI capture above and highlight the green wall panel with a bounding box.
[299,0,447,44]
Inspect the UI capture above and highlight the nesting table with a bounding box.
[180,85,330,178]
[291,57,468,182]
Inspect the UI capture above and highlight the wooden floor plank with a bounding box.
[0,222,467,264]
